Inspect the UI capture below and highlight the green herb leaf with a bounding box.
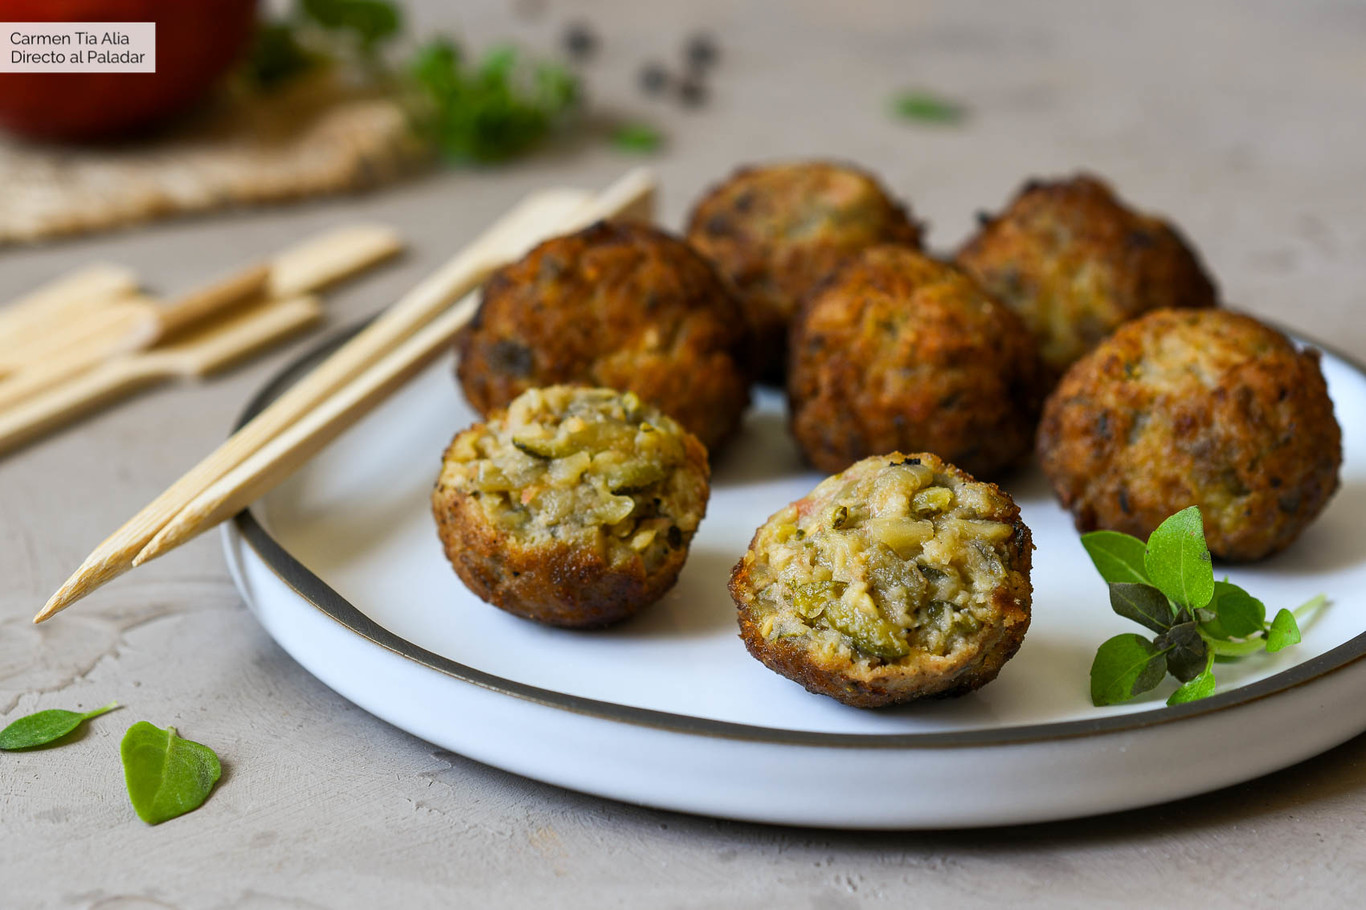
[407,38,581,164]
[1090,634,1168,706]
[121,722,221,825]
[610,122,664,154]
[1144,506,1214,610]
[890,91,965,124]
[1208,580,1265,639]
[1156,621,1208,682]
[1108,582,1174,634]
[242,21,318,91]
[0,702,118,751]
[1203,635,1272,658]
[1167,666,1216,705]
[1081,530,1151,586]
[1266,608,1302,653]
[301,0,402,52]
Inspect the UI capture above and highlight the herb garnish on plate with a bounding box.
[1083,506,1326,707]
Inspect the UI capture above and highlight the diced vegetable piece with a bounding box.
[864,518,934,557]
[791,580,846,619]
[824,596,910,660]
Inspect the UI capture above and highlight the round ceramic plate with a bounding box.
[224,327,1366,829]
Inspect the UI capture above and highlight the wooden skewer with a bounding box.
[0,296,323,459]
[0,224,402,410]
[132,178,657,566]
[269,223,404,299]
[34,167,655,622]
[0,296,159,374]
[0,263,138,352]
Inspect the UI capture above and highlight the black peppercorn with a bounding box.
[685,32,718,70]
[678,77,707,107]
[639,62,670,95]
[562,22,598,60]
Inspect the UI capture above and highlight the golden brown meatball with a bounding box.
[729,452,1032,708]
[456,220,751,452]
[433,386,711,628]
[686,161,923,381]
[788,246,1045,479]
[1038,309,1340,561]
[957,174,1218,379]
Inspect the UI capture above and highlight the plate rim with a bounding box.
[233,318,1366,750]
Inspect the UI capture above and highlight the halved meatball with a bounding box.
[1037,309,1341,561]
[788,246,1045,479]
[457,220,751,452]
[729,452,1032,708]
[686,161,923,381]
[433,386,710,627]
[957,174,1218,379]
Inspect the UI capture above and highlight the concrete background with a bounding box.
[3,1,1366,906]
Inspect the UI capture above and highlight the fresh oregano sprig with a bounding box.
[1083,506,1326,707]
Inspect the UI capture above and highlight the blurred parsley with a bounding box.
[890,90,965,124]
[242,21,318,91]
[407,40,579,163]
[301,0,402,53]
[240,0,658,166]
[609,122,664,154]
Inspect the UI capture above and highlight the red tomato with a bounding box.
[0,0,258,141]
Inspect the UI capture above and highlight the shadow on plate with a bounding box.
[710,410,814,488]
[597,547,741,642]
[1232,477,1366,577]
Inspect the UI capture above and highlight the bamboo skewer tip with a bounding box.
[34,170,658,622]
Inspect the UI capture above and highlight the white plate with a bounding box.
[224,327,1366,829]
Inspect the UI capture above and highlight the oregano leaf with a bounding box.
[0,702,118,751]
[1266,609,1302,653]
[890,90,966,124]
[1156,621,1208,682]
[1108,582,1174,634]
[1090,634,1168,706]
[1144,506,1214,610]
[1209,580,1265,639]
[1081,530,1151,586]
[1167,668,1216,705]
[121,722,221,825]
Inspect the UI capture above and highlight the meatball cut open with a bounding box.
[957,174,1218,379]
[1038,309,1341,562]
[788,246,1045,479]
[433,386,711,628]
[729,452,1032,708]
[686,160,923,381]
[457,220,751,453]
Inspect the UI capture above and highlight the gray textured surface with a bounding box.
[4,1,1366,907]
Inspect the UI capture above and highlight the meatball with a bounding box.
[1037,309,1341,561]
[729,452,1032,708]
[457,220,751,452]
[686,161,923,381]
[433,386,711,627]
[788,246,1045,479]
[957,174,1219,379]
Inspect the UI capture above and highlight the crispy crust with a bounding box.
[686,160,923,381]
[788,246,1046,479]
[456,220,751,452]
[728,452,1033,708]
[957,174,1218,379]
[1037,308,1341,561]
[432,391,711,628]
[435,484,698,628]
